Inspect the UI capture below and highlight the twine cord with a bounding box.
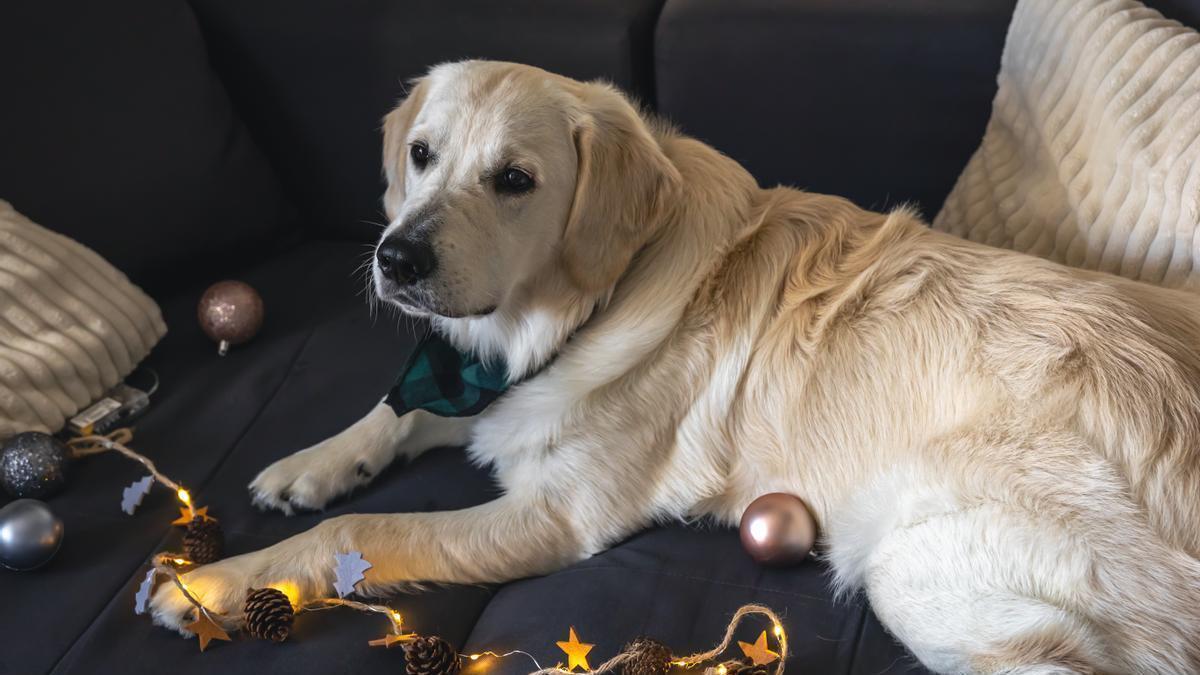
[108,418,788,674]
[151,555,227,628]
[296,597,406,635]
[67,429,182,492]
[468,650,545,671]
[528,650,638,675]
[673,604,787,675]
[150,554,407,634]
[529,604,786,675]
[147,555,787,675]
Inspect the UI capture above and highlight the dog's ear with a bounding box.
[381,78,429,220]
[562,83,681,293]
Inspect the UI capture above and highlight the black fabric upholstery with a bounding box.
[2,241,430,674]
[655,0,1016,219]
[3,241,920,674]
[9,0,1200,673]
[1148,0,1200,27]
[184,0,666,242]
[0,0,295,286]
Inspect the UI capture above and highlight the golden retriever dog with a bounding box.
[152,61,1200,674]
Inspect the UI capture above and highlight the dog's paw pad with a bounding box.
[356,462,374,480]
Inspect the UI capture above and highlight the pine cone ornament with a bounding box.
[622,636,673,675]
[243,587,295,642]
[182,516,224,564]
[403,635,461,675]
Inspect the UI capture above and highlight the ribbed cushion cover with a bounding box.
[0,201,166,438]
[934,0,1200,289]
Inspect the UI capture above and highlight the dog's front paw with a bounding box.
[249,444,382,514]
[149,555,264,634]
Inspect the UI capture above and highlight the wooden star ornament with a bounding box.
[556,627,594,672]
[737,631,779,666]
[186,611,231,652]
[172,505,216,526]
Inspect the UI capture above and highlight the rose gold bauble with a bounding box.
[197,280,264,356]
[739,492,816,566]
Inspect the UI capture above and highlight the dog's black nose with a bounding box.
[376,237,436,285]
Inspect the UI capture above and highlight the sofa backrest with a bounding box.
[656,0,1016,220]
[6,0,1199,286]
[181,0,1023,231]
[186,0,666,242]
[0,0,295,289]
[656,0,1200,220]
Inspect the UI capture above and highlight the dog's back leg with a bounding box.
[861,503,1110,674]
[846,430,1200,675]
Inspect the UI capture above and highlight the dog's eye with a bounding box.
[410,142,430,169]
[495,167,535,195]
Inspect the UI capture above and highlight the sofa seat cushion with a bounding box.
[465,527,928,674]
[1,240,448,674]
[2,240,924,674]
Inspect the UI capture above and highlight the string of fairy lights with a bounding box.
[82,428,792,674]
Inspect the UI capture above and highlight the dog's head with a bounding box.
[375,60,680,318]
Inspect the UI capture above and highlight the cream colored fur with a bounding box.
[152,61,1200,674]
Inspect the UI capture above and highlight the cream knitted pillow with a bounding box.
[934,0,1200,290]
[0,200,166,438]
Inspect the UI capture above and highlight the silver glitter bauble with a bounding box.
[0,499,64,570]
[1,432,70,499]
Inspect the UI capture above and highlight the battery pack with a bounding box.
[67,383,151,437]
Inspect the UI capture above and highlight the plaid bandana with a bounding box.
[384,333,511,417]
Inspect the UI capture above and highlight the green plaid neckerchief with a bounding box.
[384,333,511,417]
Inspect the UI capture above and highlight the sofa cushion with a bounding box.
[934,0,1200,290]
[184,0,666,241]
[0,0,294,287]
[0,240,429,674]
[0,201,167,438]
[0,238,927,674]
[654,0,1016,218]
[464,527,927,674]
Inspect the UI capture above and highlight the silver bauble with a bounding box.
[0,498,64,571]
